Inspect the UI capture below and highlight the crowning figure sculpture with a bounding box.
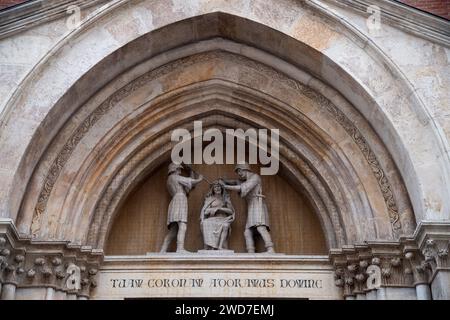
[221,163,275,253]
[200,181,235,250]
[160,163,203,253]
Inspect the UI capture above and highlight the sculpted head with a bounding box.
[213,182,223,195]
[235,163,252,180]
[168,163,183,175]
[206,181,227,199]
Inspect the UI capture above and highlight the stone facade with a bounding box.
[0,0,449,300]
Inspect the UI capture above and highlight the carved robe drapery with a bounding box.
[239,174,270,230]
[200,196,235,249]
[166,174,196,226]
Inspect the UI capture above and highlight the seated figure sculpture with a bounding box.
[200,181,235,250]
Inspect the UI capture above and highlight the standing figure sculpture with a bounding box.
[200,181,235,250]
[221,163,275,253]
[160,163,203,253]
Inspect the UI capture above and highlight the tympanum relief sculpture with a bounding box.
[159,162,276,254]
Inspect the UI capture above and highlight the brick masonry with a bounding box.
[0,0,27,10]
[397,0,450,19]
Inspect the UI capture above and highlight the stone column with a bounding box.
[376,287,386,300]
[415,283,432,300]
[45,287,55,300]
[423,239,450,299]
[404,251,431,300]
[1,283,16,300]
[430,270,450,300]
[333,264,357,300]
[355,293,366,300]
[66,293,78,300]
[55,290,67,300]
[365,290,377,300]
[0,252,24,300]
[416,222,450,300]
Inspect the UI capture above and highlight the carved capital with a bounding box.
[421,239,449,271]
[415,222,450,278]
[0,219,103,299]
[330,241,415,296]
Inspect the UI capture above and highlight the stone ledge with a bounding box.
[0,0,109,39]
[103,254,332,271]
[320,0,450,46]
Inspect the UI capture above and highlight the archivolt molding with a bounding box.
[30,51,218,237]
[2,8,445,234]
[21,50,414,249]
[244,57,404,235]
[84,114,345,249]
[62,83,351,249]
[304,89,403,235]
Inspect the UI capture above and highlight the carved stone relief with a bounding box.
[0,221,102,300]
[26,51,412,245]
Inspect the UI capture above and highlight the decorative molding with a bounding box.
[330,242,417,297]
[331,222,450,297]
[236,54,404,236]
[30,51,404,239]
[1,0,448,46]
[0,0,109,40]
[0,219,103,299]
[414,221,450,281]
[31,52,213,237]
[320,0,450,47]
[299,87,403,236]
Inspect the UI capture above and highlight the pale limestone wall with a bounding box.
[322,0,450,220]
[0,0,448,240]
